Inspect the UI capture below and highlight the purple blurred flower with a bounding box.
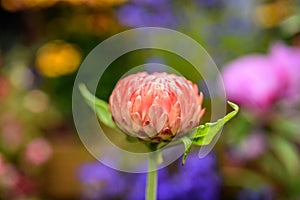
[158,153,221,200]
[130,0,170,5]
[127,153,221,200]
[78,162,128,199]
[228,131,267,161]
[269,42,300,103]
[227,17,254,35]
[125,168,169,200]
[238,185,274,200]
[222,55,287,113]
[79,153,221,200]
[194,0,224,9]
[117,0,176,28]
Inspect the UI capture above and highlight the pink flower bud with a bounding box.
[109,72,205,142]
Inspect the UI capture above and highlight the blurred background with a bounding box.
[1,0,300,199]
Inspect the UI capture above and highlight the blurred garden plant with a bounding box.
[221,42,300,199]
[78,152,221,200]
[222,42,300,114]
[79,72,238,200]
[0,45,55,199]
[1,0,300,199]
[0,116,52,199]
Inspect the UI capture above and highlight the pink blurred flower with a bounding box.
[222,55,287,113]
[24,138,52,166]
[269,42,300,102]
[0,114,24,151]
[0,156,19,189]
[0,155,36,198]
[0,154,6,176]
[229,131,266,161]
[109,72,205,142]
[0,76,10,101]
[14,174,37,197]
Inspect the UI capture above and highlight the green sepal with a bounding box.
[78,84,144,143]
[182,101,239,164]
[78,83,117,129]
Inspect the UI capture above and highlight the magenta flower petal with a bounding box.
[269,42,300,102]
[109,72,205,142]
[222,55,287,113]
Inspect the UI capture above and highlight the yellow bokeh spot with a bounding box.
[35,41,82,78]
[255,0,295,28]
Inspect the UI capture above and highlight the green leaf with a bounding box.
[273,118,300,141]
[78,84,148,144]
[193,101,239,145]
[260,153,287,185]
[182,101,239,164]
[269,135,300,177]
[181,137,193,165]
[78,83,117,129]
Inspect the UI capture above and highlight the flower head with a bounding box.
[109,72,205,142]
[269,42,300,102]
[222,55,287,113]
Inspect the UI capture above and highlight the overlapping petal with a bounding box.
[109,72,205,142]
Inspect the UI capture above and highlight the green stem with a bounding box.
[146,153,158,200]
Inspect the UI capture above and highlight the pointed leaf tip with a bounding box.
[181,101,239,164]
